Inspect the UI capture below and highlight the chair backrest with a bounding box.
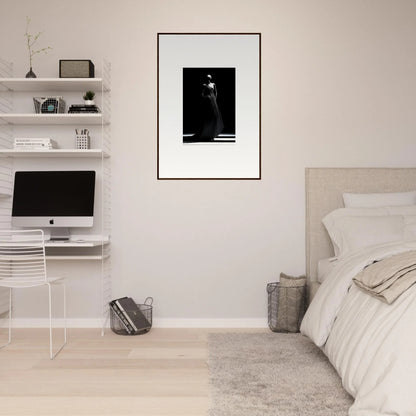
[0,229,47,285]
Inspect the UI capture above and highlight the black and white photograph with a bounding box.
[158,33,260,179]
[183,68,235,143]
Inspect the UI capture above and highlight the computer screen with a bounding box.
[12,170,96,228]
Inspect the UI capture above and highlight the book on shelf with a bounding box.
[14,138,53,142]
[13,138,57,150]
[68,104,100,113]
[112,297,151,334]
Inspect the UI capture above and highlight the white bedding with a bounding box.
[301,241,416,416]
[317,257,338,283]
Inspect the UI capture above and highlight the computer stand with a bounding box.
[49,228,70,241]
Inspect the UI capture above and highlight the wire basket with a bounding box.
[110,297,153,336]
[33,96,66,114]
[267,275,306,333]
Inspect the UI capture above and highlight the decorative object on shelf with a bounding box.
[83,90,95,105]
[157,33,261,180]
[24,16,52,78]
[25,68,36,79]
[75,129,90,149]
[59,60,95,78]
[33,96,65,113]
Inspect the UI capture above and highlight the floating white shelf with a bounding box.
[0,78,109,92]
[46,255,106,261]
[0,149,110,158]
[0,240,108,248]
[0,113,105,125]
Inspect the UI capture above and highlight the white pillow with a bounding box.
[343,191,416,208]
[323,207,416,256]
[323,206,416,232]
[322,206,416,256]
[328,216,404,256]
[388,206,416,215]
[334,215,404,256]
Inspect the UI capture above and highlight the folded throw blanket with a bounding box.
[353,250,416,304]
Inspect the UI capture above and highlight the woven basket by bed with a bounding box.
[267,273,307,333]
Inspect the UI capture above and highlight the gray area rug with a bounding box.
[208,333,353,416]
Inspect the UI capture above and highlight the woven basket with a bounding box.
[267,274,306,333]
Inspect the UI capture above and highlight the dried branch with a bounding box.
[24,16,52,68]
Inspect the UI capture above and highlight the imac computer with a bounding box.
[12,171,96,240]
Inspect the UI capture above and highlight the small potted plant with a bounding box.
[83,91,95,105]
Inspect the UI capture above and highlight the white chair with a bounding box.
[0,229,66,359]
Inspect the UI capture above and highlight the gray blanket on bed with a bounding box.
[353,250,416,304]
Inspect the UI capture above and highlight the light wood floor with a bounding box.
[0,328,265,416]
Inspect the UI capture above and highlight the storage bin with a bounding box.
[267,274,306,333]
[110,297,153,335]
[33,96,66,114]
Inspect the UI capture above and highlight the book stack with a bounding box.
[109,297,151,335]
[68,104,100,113]
[14,138,57,151]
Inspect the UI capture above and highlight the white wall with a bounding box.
[1,0,416,325]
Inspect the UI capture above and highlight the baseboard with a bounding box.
[0,318,267,329]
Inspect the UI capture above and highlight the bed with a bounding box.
[301,168,416,416]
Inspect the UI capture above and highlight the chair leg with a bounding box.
[47,282,67,360]
[63,282,67,344]
[8,287,11,344]
[0,288,12,349]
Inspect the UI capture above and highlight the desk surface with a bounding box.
[44,240,108,248]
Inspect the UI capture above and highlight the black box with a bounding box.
[59,60,95,78]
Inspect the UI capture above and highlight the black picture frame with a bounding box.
[157,33,261,180]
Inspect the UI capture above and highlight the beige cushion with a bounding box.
[280,273,306,287]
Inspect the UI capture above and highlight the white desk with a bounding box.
[44,239,110,260]
[44,240,108,248]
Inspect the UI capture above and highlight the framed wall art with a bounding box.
[157,33,261,180]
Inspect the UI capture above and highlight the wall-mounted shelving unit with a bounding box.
[0,113,105,125]
[0,58,112,332]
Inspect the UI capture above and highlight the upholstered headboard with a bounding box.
[305,168,416,287]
